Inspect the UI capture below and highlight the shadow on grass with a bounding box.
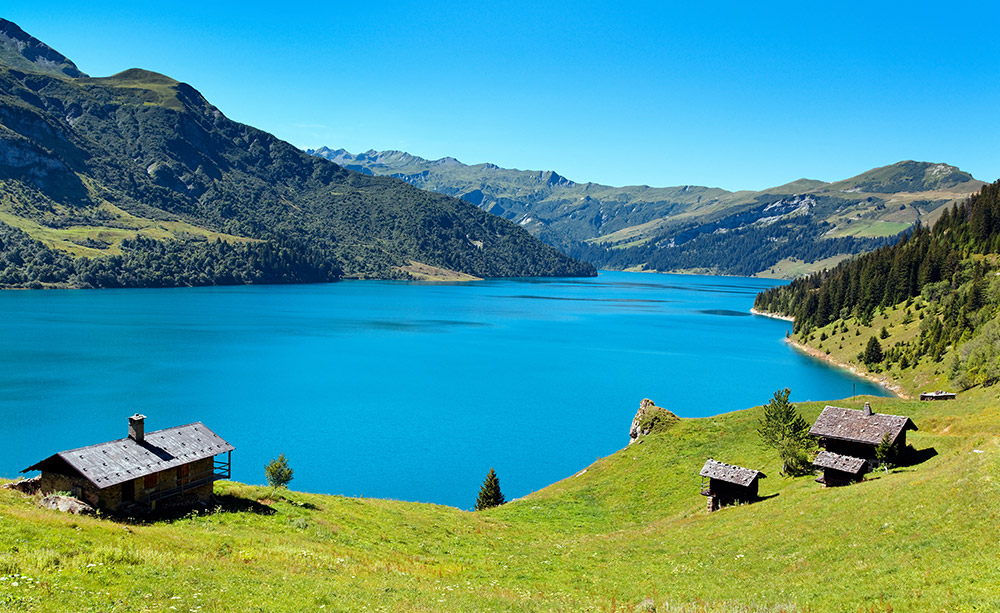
[757,493,780,502]
[213,494,277,516]
[898,447,939,469]
[108,495,277,524]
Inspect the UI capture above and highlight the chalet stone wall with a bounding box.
[98,483,124,511]
[39,456,218,513]
[38,472,100,508]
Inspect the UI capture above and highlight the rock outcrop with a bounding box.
[39,495,94,515]
[629,398,680,444]
[2,476,41,494]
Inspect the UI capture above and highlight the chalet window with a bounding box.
[177,464,189,484]
[144,473,157,489]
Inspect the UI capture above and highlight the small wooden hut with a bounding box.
[813,450,866,487]
[920,390,956,401]
[22,414,233,513]
[699,458,766,512]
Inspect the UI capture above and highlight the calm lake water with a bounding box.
[0,271,887,508]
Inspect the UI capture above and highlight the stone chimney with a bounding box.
[862,402,872,416]
[129,414,146,442]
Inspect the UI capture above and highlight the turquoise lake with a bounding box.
[0,271,888,508]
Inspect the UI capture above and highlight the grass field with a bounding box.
[753,254,855,280]
[825,221,913,239]
[0,200,256,257]
[3,384,998,611]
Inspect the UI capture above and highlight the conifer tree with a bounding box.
[862,336,884,366]
[475,468,505,511]
[757,388,813,476]
[874,433,895,474]
[265,453,294,496]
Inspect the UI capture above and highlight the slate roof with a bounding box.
[22,422,233,489]
[809,405,916,445]
[699,458,766,486]
[813,451,867,474]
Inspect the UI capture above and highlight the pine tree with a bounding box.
[475,468,505,510]
[874,433,895,474]
[862,336,884,366]
[265,453,294,496]
[757,388,813,476]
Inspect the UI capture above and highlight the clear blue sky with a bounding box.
[6,1,998,191]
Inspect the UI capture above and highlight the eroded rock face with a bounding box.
[629,398,679,444]
[39,495,94,515]
[2,476,41,494]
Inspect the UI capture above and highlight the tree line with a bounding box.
[755,181,1000,386]
[569,218,896,277]
[0,222,340,289]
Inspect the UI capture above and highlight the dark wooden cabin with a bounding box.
[699,458,766,512]
[22,414,233,513]
[809,402,916,485]
[920,390,956,401]
[813,450,867,487]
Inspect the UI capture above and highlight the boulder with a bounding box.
[39,495,95,515]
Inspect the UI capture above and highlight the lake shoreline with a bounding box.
[0,271,891,506]
[749,307,795,322]
[785,337,908,399]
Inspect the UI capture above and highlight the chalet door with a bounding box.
[122,479,134,503]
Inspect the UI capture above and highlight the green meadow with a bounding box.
[3,389,998,611]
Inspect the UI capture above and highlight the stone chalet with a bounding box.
[809,402,916,487]
[22,414,233,513]
[699,458,766,512]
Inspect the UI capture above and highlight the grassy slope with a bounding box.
[3,390,998,611]
[792,295,962,400]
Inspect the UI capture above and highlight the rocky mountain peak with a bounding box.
[0,19,87,78]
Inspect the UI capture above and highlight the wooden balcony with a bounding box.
[145,453,231,503]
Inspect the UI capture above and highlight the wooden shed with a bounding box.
[699,458,766,512]
[809,402,916,460]
[813,450,867,487]
[22,414,233,513]
[920,390,956,401]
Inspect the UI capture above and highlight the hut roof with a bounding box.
[699,458,766,486]
[22,422,233,489]
[813,450,866,474]
[920,390,956,400]
[809,405,916,446]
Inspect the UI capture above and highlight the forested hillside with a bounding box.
[312,148,983,278]
[756,180,1000,390]
[0,222,338,288]
[0,20,593,289]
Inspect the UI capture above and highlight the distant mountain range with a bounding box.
[309,147,986,278]
[0,19,593,289]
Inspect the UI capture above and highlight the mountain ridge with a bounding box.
[0,18,86,78]
[310,147,985,278]
[0,21,594,288]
